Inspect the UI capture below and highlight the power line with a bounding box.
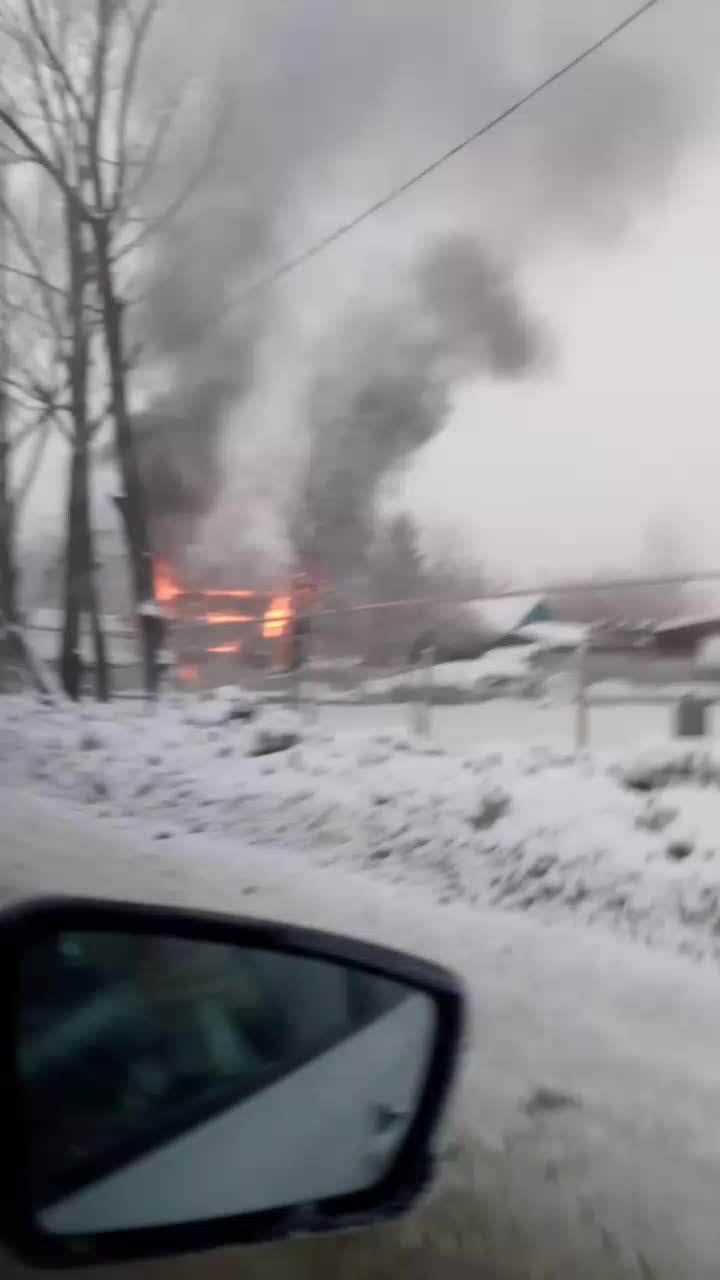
[237,0,660,302]
[158,568,720,631]
[311,569,720,620]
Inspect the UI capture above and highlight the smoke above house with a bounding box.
[131,0,719,580]
[292,234,548,579]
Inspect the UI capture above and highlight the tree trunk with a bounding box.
[0,317,48,695]
[60,446,84,701]
[87,525,109,702]
[60,442,110,701]
[0,386,27,690]
[0,387,54,698]
[60,191,103,702]
[91,216,157,697]
[0,389,17,629]
[0,170,21,682]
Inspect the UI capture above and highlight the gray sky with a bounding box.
[203,0,720,584]
[17,0,720,592]
[405,135,720,579]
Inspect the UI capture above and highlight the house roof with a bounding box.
[654,612,720,635]
[517,621,589,650]
[465,594,544,639]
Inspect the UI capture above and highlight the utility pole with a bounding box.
[574,635,589,752]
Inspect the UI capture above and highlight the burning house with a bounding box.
[153,561,295,684]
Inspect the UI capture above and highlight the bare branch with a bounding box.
[117,86,181,216]
[89,393,113,438]
[6,387,72,515]
[0,139,33,165]
[14,409,57,508]
[3,296,59,330]
[0,183,65,343]
[2,263,66,298]
[0,104,81,210]
[111,0,160,210]
[24,0,87,127]
[15,9,68,170]
[10,394,65,448]
[113,94,230,263]
[1,365,64,412]
[0,371,44,404]
[86,0,120,210]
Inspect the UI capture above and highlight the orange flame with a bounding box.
[205,612,255,625]
[154,559,295,655]
[263,596,293,640]
[154,560,181,604]
[203,588,255,599]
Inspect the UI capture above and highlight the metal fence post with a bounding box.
[675,694,708,738]
[413,645,435,738]
[575,638,589,751]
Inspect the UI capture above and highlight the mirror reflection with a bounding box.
[16,930,436,1234]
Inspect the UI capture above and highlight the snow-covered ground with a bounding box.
[3,782,720,1277]
[301,647,720,713]
[4,691,720,1276]
[4,692,720,962]
[362,646,543,701]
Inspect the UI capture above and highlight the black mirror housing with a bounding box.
[0,897,464,1271]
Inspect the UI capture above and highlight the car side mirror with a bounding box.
[0,897,464,1270]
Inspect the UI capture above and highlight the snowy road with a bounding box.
[3,785,720,1278]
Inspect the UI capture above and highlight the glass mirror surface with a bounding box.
[16,930,437,1234]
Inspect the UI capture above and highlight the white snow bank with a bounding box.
[184,685,260,726]
[613,737,720,789]
[5,788,720,1276]
[590,679,650,702]
[364,646,542,700]
[517,620,589,649]
[5,697,720,963]
[138,599,165,618]
[263,679,358,704]
[464,592,542,637]
[248,708,302,756]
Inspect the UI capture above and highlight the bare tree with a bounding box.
[0,0,223,696]
[549,519,693,625]
[423,523,498,604]
[0,157,16,639]
[364,514,428,665]
[0,121,112,699]
[60,171,110,700]
[0,148,67,694]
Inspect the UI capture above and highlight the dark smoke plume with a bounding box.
[293,234,547,578]
[129,0,720,574]
[133,376,233,562]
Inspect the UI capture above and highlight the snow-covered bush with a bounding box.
[247,710,302,757]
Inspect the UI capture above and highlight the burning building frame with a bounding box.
[152,560,296,682]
